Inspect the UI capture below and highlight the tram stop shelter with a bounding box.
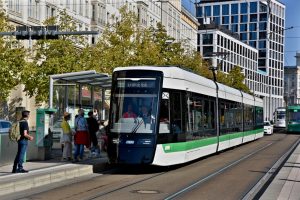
[49,70,111,126]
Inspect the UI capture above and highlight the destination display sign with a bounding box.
[117,80,155,88]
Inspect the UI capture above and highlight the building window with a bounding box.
[250,2,257,13]
[204,6,211,16]
[259,2,268,13]
[203,46,213,56]
[258,59,266,66]
[196,6,203,17]
[231,15,238,23]
[231,24,238,32]
[259,32,267,39]
[240,3,248,14]
[250,14,257,22]
[51,7,55,17]
[92,4,95,21]
[213,5,220,16]
[213,17,220,25]
[259,22,267,30]
[240,33,247,41]
[249,23,257,31]
[240,15,248,23]
[222,16,229,24]
[249,32,257,40]
[203,34,213,45]
[249,41,257,48]
[79,0,83,15]
[240,24,247,32]
[259,40,266,49]
[222,4,229,15]
[259,50,266,57]
[28,0,32,17]
[260,13,267,21]
[223,25,229,30]
[231,4,238,14]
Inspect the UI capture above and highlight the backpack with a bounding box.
[9,121,22,142]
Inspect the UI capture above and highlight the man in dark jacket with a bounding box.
[12,110,34,173]
[87,111,100,157]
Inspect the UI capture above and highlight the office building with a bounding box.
[196,0,285,120]
[198,24,260,95]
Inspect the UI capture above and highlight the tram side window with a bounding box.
[203,98,216,137]
[236,103,243,131]
[224,102,231,130]
[203,99,210,129]
[187,94,203,138]
[210,100,215,129]
[244,105,254,131]
[159,97,170,134]
[171,92,183,135]
[220,102,225,129]
[255,106,264,128]
[230,102,239,133]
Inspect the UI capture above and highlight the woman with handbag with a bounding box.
[73,109,89,162]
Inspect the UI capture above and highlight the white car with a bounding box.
[264,121,274,135]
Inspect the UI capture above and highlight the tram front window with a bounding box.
[110,76,161,134]
[277,111,285,119]
[288,110,300,122]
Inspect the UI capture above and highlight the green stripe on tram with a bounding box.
[162,128,263,153]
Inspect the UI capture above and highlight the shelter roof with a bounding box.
[50,70,111,88]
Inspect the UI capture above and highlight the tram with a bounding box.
[273,107,286,128]
[286,105,300,133]
[107,66,264,166]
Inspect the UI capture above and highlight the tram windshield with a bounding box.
[276,111,285,119]
[110,71,162,134]
[288,109,300,122]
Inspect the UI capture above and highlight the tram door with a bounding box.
[170,92,184,142]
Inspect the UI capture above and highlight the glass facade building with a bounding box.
[196,0,285,120]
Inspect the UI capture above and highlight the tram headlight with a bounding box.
[112,138,120,144]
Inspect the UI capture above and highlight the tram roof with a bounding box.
[50,70,112,88]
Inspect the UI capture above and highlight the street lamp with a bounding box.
[207,51,231,80]
[207,51,230,151]
[265,84,272,121]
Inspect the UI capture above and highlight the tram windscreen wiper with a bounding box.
[131,118,143,134]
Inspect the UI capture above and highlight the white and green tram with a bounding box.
[107,66,264,166]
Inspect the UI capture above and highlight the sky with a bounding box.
[281,0,300,66]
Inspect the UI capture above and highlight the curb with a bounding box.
[0,164,93,196]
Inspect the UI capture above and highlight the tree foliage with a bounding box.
[22,10,90,103]
[0,11,26,100]
[226,66,250,93]
[0,6,250,104]
[92,7,211,76]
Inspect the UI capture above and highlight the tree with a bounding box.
[93,6,210,75]
[226,66,250,93]
[22,10,90,104]
[20,6,250,104]
[0,11,26,101]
